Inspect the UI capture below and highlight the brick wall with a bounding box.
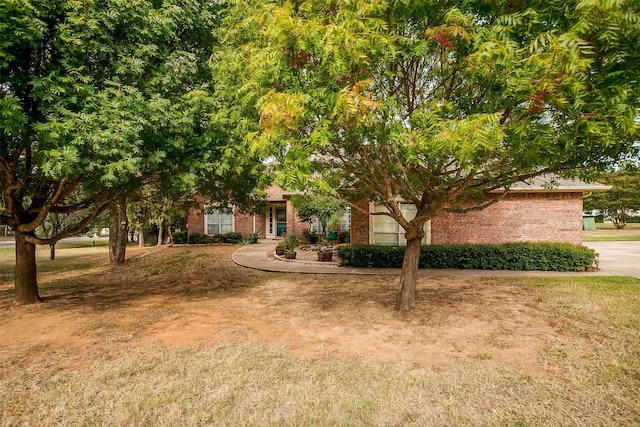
[286,200,310,236]
[350,199,371,245]
[430,192,583,245]
[187,207,205,234]
[189,208,269,238]
[186,184,310,238]
[191,188,585,244]
[265,186,285,200]
[234,212,267,237]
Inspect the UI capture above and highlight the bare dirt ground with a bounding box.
[2,244,639,425]
[1,245,553,373]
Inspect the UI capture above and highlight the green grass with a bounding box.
[0,242,114,288]
[0,244,108,278]
[583,223,640,241]
[56,239,110,249]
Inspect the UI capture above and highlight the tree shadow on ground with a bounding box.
[1,244,527,330]
[0,245,271,311]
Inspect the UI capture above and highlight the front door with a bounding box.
[267,204,288,239]
[275,208,287,237]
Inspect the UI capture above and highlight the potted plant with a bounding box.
[315,237,334,261]
[282,232,299,259]
[327,216,340,241]
[275,240,286,256]
[317,247,334,262]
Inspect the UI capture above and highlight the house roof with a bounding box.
[270,176,610,201]
[493,176,611,193]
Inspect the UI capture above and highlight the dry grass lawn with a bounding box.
[0,243,639,426]
[583,223,640,241]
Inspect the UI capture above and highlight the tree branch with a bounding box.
[19,177,76,232]
[444,188,509,213]
[22,200,111,245]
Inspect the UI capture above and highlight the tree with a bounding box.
[0,0,256,304]
[291,194,346,235]
[37,209,90,260]
[128,184,194,246]
[584,163,640,229]
[213,0,640,309]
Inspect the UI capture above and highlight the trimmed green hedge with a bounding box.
[187,232,245,244]
[172,231,187,244]
[337,243,596,271]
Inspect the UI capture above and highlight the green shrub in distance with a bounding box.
[223,232,244,243]
[337,243,596,271]
[188,232,204,244]
[172,232,187,244]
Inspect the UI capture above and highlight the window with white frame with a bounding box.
[309,218,323,233]
[339,208,351,231]
[205,210,233,235]
[372,204,428,245]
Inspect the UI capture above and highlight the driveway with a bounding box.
[584,241,640,279]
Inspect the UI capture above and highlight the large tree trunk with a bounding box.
[14,230,41,305]
[167,224,173,244]
[396,227,424,310]
[49,243,56,261]
[138,225,145,247]
[156,219,164,247]
[109,197,128,264]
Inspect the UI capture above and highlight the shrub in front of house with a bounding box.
[186,232,245,244]
[222,232,244,243]
[172,231,187,244]
[337,243,596,271]
[203,235,222,243]
[188,232,205,244]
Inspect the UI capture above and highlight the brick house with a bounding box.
[187,178,608,245]
[187,185,311,239]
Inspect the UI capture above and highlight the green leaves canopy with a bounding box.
[584,163,640,229]
[0,0,269,303]
[213,0,639,229]
[213,0,639,309]
[291,194,346,233]
[0,0,261,243]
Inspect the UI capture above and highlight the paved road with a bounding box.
[584,241,640,279]
[0,236,109,247]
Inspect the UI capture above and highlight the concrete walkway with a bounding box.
[232,240,620,277]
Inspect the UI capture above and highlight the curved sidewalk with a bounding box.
[232,240,612,277]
